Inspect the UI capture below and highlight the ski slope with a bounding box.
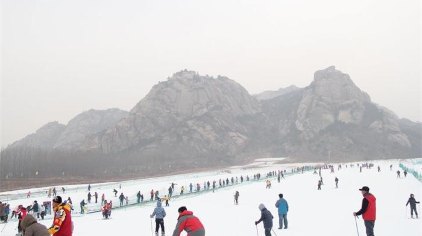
[1,159,421,236]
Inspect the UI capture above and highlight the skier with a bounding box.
[48,196,73,236]
[172,206,205,236]
[404,170,408,177]
[0,202,4,222]
[406,194,420,218]
[234,191,239,205]
[80,199,86,214]
[119,193,124,207]
[40,203,46,220]
[353,186,376,236]
[88,184,91,192]
[67,197,73,211]
[171,183,177,192]
[113,189,118,197]
[163,195,170,207]
[275,194,288,229]
[102,200,112,219]
[137,191,141,203]
[265,180,271,189]
[255,203,274,236]
[17,205,28,234]
[397,170,401,178]
[335,177,339,188]
[87,192,92,203]
[32,200,40,219]
[4,204,10,223]
[168,186,173,198]
[20,214,50,236]
[150,200,166,236]
[317,180,322,190]
[94,192,98,204]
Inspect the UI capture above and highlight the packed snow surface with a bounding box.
[1,159,421,236]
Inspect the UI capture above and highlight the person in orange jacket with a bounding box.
[48,196,73,236]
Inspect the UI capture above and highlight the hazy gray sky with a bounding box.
[1,0,421,148]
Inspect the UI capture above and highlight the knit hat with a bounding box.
[178,206,187,213]
[258,203,265,210]
[53,196,62,203]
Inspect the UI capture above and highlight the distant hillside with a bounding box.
[8,108,129,150]
[254,85,301,100]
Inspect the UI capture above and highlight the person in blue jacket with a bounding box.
[151,200,166,236]
[255,203,274,236]
[275,193,289,229]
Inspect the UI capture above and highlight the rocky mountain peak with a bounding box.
[170,69,200,80]
[311,66,370,103]
[296,66,371,136]
[131,70,260,118]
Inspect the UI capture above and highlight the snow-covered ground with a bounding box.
[1,159,421,236]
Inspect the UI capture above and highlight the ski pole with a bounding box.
[255,224,259,236]
[1,221,7,233]
[150,218,153,236]
[354,216,360,236]
[272,228,278,236]
[405,205,407,219]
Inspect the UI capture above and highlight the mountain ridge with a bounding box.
[2,66,420,182]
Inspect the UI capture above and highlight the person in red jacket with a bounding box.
[102,200,112,219]
[17,205,28,234]
[48,196,73,236]
[172,206,205,236]
[353,186,376,236]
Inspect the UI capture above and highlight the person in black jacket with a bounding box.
[32,200,40,219]
[255,203,274,236]
[406,194,420,218]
